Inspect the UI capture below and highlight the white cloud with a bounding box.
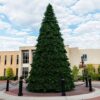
[0,20,10,30]
[0,0,79,27]
[63,32,100,49]
[72,0,100,15]
[94,13,100,21]
[63,20,100,49]
[0,36,37,51]
[0,36,24,51]
[0,0,46,27]
[74,21,100,34]
[0,19,30,36]
[0,0,100,50]
[26,36,37,45]
[51,0,78,7]
[8,30,29,36]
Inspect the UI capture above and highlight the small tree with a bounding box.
[98,65,100,74]
[86,64,95,78]
[72,65,79,81]
[6,67,14,78]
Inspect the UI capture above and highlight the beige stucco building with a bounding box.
[0,45,100,78]
[69,47,100,68]
[0,51,19,77]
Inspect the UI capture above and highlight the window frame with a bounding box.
[22,50,29,64]
[16,55,19,64]
[4,55,7,65]
[11,55,13,65]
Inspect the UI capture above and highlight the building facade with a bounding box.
[0,45,100,78]
[0,51,19,77]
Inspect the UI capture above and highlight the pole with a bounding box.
[89,77,93,92]
[18,77,23,96]
[61,78,66,96]
[6,79,9,91]
[81,56,85,82]
[85,76,88,87]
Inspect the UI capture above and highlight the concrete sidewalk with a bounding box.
[0,88,100,100]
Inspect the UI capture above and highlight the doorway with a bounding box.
[22,67,29,79]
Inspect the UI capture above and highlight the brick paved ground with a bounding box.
[0,81,6,83]
[87,86,100,100]
[1,81,100,100]
[82,83,100,100]
[87,96,100,100]
[6,85,92,97]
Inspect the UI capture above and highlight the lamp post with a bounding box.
[81,55,89,87]
[81,55,85,82]
[81,55,87,82]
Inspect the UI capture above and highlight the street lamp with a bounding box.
[79,55,89,87]
[80,55,86,81]
[81,56,84,67]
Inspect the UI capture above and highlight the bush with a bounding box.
[85,64,95,79]
[6,67,14,78]
[72,65,79,81]
[0,76,16,80]
[92,74,100,80]
[77,75,83,81]
[98,65,100,74]
[13,76,18,80]
[0,76,7,80]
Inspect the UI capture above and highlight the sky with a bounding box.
[0,0,100,51]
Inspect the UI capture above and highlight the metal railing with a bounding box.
[9,80,19,86]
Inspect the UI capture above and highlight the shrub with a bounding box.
[85,64,95,79]
[77,75,83,81]
[0,76,15,80]
[98,65,100,74]
[0,76,7,80]
[13,76,18,80]
[92,74,100,80]
[6,67,14,78]
[72,65,79,81]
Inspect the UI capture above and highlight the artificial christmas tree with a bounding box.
[27,4,74,92]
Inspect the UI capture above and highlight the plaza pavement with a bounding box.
[0,81,100,100]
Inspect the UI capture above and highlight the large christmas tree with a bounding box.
[27,4,74,92]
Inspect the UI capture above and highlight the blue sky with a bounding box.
[0,0,100,51]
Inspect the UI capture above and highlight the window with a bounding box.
[83,54,87,61]
[22,50,29,63]
[4,55,7,65]
[22,67,29,79]
[16,55,19,64]
[11,55,13,64]
[16,68,18,77]
[4,68,6,76]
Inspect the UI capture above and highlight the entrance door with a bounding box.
[22,67,29,79]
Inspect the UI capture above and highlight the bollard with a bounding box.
[85,76,88,87]
[18,77,23,96]
[89,77,93,92]
[82,75,84,82]
[61,78,66,96]
[6,79,9,91]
